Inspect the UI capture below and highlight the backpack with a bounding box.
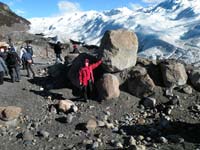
[7,52,18,66]
[26,46,33,56]
[22,52,32,63]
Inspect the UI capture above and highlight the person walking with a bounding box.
[79,58,102,101]
[54,41,63,63]
[0,54,8,85]
[6,50,21,82]
[22,51,35,78]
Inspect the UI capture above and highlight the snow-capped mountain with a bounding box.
[29,0,200,65]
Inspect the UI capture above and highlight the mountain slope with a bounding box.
[0,2,30,27]
[29,0,200,65]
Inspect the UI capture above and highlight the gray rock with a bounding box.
[99,29,138,72]
[182,85,193,94]
[160,61,188,87]
[189,69,200,91]
[159,136,168,143]
[97,120,105,127]
[67,114,73,123]
[129,136,137,145]
[96,73,120,100]
[92,141,99,149]
[57,134,64,138]
[38,130,50,138]
[86,119,97,131]
[143,97,156,108]
[128,73,155,98]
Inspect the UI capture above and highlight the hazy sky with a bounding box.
[1,0,164,18]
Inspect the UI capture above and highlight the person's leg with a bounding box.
[26,63,30,77]
[59,54,63,62]
[83,86,88,101]
[10,67,15,82]
[0,71,4,85]
[15,66,21,81]
[88,80,93,99]
[29,64,35,77]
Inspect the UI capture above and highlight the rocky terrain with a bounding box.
[0,28,200,150]
[0,2,200,150]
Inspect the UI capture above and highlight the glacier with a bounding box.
[29,0,200,65]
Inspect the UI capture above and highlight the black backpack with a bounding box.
[6,52,18,66]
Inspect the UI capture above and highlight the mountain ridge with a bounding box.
[28,0,200,65]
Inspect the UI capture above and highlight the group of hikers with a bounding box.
[0,38,35,85]
[0,38,102,102]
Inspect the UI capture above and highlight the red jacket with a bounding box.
[79,60,102,86]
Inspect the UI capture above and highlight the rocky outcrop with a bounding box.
[99,29,138,72]
[0,2,30,29]
[96,73,120,100]
[160,60,188,87]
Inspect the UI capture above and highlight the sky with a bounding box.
[0,0,164,18]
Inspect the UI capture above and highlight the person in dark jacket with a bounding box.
[54,41,63,63]
[0,54,8,85]
[6,50,21,82]
[22,51,35,78]
[79,58,102,101]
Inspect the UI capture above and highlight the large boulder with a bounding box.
[99,29,138,72]
[128,66,155,98]
[0,106,22,121]
[97,73,120,100]
[189,69,200,91]
[160,61,188,87]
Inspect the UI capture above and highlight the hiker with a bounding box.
[0,50,8,85]
[22,51,35,78]
[54,41,64,63]
[20,45,27,69]
[25,41,33,57]
[71,44,80,53]
[6,50,21,82]
[79,58,102,101]
[7,38,16,52]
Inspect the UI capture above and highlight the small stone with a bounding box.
[83,139,93,145]
[129,136,136,145]
[159,136,168,143]
[92,141,99,149]
[38,130,50,138]
[143,97,156,108]
[137,118,145,125]
[71,105,78,113]
[67,114,73,123]
[40,87,44,91]
[137,135,145,141]
[86,119,97,131]
[115,142,123,148]
[97,120,105,127]
[105,122,114,129]
[182,86,192,94]
[57,134,64,138]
